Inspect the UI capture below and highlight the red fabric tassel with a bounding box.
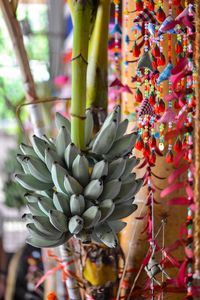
[156,7,166,23]
[157,52,166,66]
[135,88,143,103]
[166,150,174,163]
[176,41,183,54]
[173,137,182,152]
[132,41,141,58]
[152,44,161,58]
[148,136,157,148]
[173,0,181,5]
[176,5,184,15]
[149,150,156,164]
[143,143,150,157]
[136,0,144,11]
[135,136,144,150]
[155,99,165,114]
[147,0,155,11]
[149,91,156,105]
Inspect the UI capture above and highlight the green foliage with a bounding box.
[3,148,26,208]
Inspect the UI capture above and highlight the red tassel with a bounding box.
[147,0,155,11]
[143,143,150,157]
[173,0,181,5]
[149,150,156,164]
[149,136,157,148]
[156,7,166,23]
[176,41,183,54]
[157,53,166,66]
[135,88,143,103]
[136,0,144,11]
[182,135,188,148]
[151,54,158,70]
[173,137,182,153]
[152,44,161,58]
[174,99,181,109]
[135,136,144,150]
[155,99,165,114]
[149,91,156,105]
[176,5,184,15]
[166,150,174,163]
[132,41,141,58]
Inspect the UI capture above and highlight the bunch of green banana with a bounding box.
[16,106,143,248]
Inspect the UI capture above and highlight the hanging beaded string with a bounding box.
[113,0,121,80]
[123,0,130,115]
[165,0,174,164]
[185,2,194,299]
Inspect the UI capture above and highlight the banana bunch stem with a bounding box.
[71,1,92,150]
[86,0,110,111]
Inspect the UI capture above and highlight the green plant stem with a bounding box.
[86,0,111,110]
[71,1,92,150]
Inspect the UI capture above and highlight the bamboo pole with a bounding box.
[194,0,200,279]
[0,0,45,136]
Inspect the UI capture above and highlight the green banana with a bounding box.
[32,135,48,162]
[16,154,30,174]
[82,206,101,228]
[92,120,118,155]
[75,230,91,243]
[94,223,118,248]
[108,204,137,221]
[45,147,63,172]
[121,156,140,180]
[26,232,71,248]
[38,197,55,216]
[85,109,94,146]
[56,126,71,157]
[15,174,53,191]
[117,179,143,199]
[32,215,60,235]
[49,209,68,232]
[27,223,63,241]
[99,199,115,222]
[24,193,38,203]
[64,174,83,195]
[102,105,120,129]
[122,173,136,184]
[105,133,137,160]
[68,215,84,234]
[106,157,126,181]
[55,112,71,132]
[108,220,126,233]
[84,179,103,200]
[25,156,52,183]
[72,154,89,187]
[91,160,108,180]
[115,119,128,141]
[42,135,56,149]
[27,202,46,216]
[64,143,79,170]
[53,192,70,216]
[22,213,33,223]
[70,194,85,215]
[51,163,68,194]
[99,179,122,201]
[20,143,37,157]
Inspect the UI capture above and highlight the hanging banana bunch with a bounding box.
[16,105,143,248]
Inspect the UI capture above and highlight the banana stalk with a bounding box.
[71,1,92,150]
[86,0,111,128]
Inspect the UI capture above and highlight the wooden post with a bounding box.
[0,0,45,136]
